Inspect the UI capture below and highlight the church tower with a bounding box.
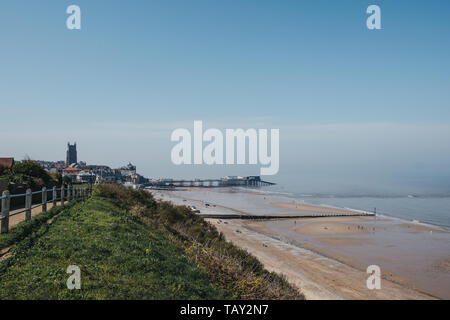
[66,142,77,166]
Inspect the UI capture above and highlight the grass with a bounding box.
[0,197,224,299]
[0,183,304,300]
[0,201,80,251]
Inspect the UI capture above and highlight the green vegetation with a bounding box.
[0,183,303,300]
[0,200,80,251]
[1,160,60,191]
[9,161,49,182]
[92,184,303,299]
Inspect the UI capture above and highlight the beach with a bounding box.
[154,188,450,300]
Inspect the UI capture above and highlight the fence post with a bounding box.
[1,191,10,234]
[61,185,65,205]
[42,187,47,212]
[53,187,57,207]
[25,189,32,221]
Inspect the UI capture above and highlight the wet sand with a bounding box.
[433,257,450,273]
[258,215,450,299]
[271,202,362,215]
[399,223,448,234]
[295,221,369,236]
[210,218,434,300]
[154,189,450,300]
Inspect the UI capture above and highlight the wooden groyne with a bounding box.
[199,213,375,220]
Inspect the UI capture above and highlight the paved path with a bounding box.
[7,201,64,229]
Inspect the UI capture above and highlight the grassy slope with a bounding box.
[0,184,303,300]
[0,196,225,299]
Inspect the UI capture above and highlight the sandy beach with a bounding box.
[209,219,433,300]
[153,188,450,300]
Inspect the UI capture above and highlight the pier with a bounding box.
[145,176,275,189]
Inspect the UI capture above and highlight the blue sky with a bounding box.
[1,0,450,192]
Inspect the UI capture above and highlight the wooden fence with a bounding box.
[0,185,91,234]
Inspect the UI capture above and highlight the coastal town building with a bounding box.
[62,167,81,181]
[119,163,136,177]
[66,142,77,166]
[0,158,14,192]
[17,143,148,188]
[0,157,14,172]
[76,170,96,184]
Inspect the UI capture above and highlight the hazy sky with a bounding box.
[1,0,449,193]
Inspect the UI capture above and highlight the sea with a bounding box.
[246,175,450,230]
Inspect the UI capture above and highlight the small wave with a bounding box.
[291,193,450,199]
[248,189,295,197]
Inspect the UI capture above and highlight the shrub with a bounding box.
[93,183,157,213]
[4,161,54,190]
[9,161,50,185]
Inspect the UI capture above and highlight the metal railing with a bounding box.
[0,185,92,234]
